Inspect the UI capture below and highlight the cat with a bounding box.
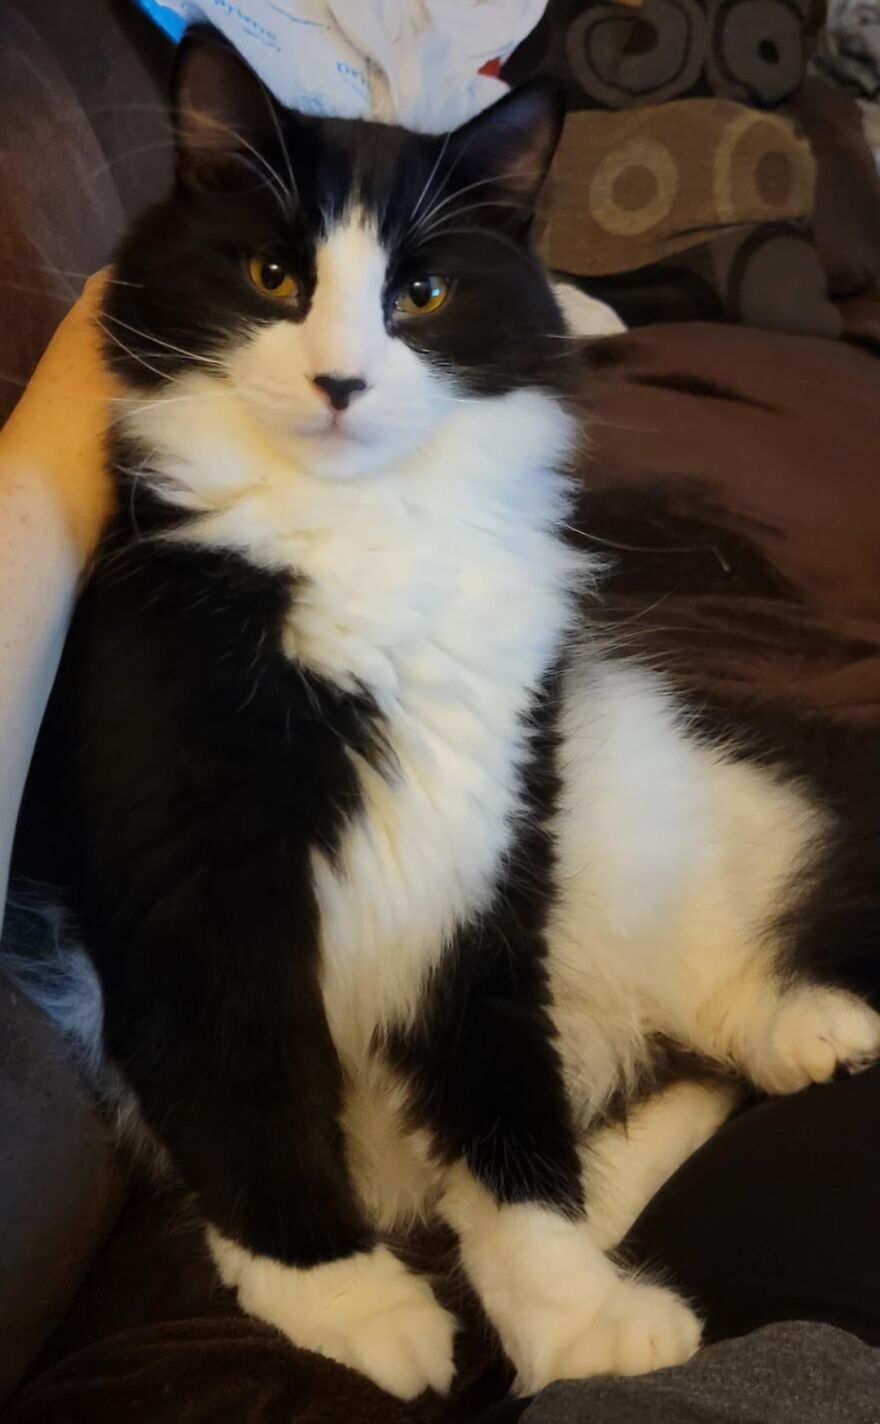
[15,25,880,1403]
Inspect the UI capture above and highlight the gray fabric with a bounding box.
[521,1322,880,1423]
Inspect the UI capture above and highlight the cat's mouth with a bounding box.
[302,411,378,447]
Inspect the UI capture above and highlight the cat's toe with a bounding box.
[587,1280,702,1377]
[216,1237,457,1401]
[329,1292,457,1399]
[513,1280,701,1394]
[752,988,880,1094]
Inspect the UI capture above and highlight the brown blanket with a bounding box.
[578,322,880,716]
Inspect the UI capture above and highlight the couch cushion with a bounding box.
[0,975,124,1407]
[0,0,173,426]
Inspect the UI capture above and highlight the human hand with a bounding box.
[0,270,117,570]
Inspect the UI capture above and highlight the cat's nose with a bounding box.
[312,373,368,412]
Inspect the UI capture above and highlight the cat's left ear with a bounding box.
[448,79,565,214]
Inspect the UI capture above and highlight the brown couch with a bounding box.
[2,2,880,1421]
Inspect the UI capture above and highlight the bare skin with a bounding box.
[0,273,115,919]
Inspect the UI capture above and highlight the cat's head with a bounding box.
[107,29,571,480]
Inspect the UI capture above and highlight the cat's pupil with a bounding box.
[409,279,439,309]
[260,261,286,290]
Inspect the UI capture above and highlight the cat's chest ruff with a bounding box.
[128,382,586,1054]
[286,471,580,1060]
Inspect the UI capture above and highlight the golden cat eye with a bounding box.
[248,255,298,299]
[395,275,450,318]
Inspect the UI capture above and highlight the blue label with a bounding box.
[135,0,188,43]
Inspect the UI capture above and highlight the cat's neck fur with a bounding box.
[124,374,590,710]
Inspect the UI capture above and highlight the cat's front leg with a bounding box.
[441,1168,701,1396]
[393,951,700,1395]
[98,912,456,1401]
[207,1231,455,1399]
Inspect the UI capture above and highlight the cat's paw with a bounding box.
[511,1279,701,1395]
[313,1276,457,1400]
[209,1234,457,1400]
[749,987,880,1095]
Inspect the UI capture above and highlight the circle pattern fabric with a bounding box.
[708,0,809,105]
[566,0,708,106]
[545,0,811,109]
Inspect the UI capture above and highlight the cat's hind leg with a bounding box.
[723,981,880,1096]
[582,1076,742,1252]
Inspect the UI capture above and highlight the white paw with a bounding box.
[209,1234,457,1400]
[751,988,880,1094]
[553,281,627,337]
[512,1279,702,1395]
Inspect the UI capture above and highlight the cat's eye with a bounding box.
[248,255,298,299]
[395,276,450,318]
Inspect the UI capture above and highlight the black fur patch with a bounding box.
[389,666,584,1218]
[34,477,387,1264]
[683,691,880,1009]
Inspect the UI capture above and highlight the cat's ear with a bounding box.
[449,79,565,213]
[172,26,277,185]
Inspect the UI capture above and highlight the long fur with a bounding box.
[7,28,880,1402]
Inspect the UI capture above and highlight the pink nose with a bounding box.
[312,374,368,412]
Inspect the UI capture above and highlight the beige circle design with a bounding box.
[589,139,679,238]
[713,107,812,225]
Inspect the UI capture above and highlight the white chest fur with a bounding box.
[128,379,587,1062]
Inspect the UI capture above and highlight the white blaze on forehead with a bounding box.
[303,212,389,381]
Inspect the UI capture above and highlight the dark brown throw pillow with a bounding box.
[542,100,816,273]
[540,99,841,337]
[505,0,816,111]
[784,77,880,297]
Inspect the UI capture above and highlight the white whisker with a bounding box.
[103,312,227,369]
[410,132,451,226]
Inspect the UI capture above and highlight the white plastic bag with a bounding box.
[137,0,547,131]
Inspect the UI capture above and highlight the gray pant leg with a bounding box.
[520,1323,880,1424]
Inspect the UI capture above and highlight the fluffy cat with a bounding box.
[15,28,880,1403]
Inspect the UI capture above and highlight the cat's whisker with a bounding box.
[258,80,299,209]
[102,312,228,369]
[415,222,546,279]
[0,279,71,302]
[205,116,295,217]
[97,321,170,383]
[409,132,452,226]
[414,174,518,236]
[0,262,140,289]
[84,137,175,182]
[413,197,531,247]
[560,522,713,557]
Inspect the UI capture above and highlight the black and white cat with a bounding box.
[20,28,880,1403]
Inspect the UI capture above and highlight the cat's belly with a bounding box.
[547,657,826,1106]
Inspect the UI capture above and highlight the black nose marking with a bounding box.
[312,374,368,411]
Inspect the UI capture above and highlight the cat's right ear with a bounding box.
[172,26,276,186]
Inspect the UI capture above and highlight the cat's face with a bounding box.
[106,31,570,480]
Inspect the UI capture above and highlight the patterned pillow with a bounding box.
[541,99,817,272]
[538,96,842,337]
[505,0,822,110]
